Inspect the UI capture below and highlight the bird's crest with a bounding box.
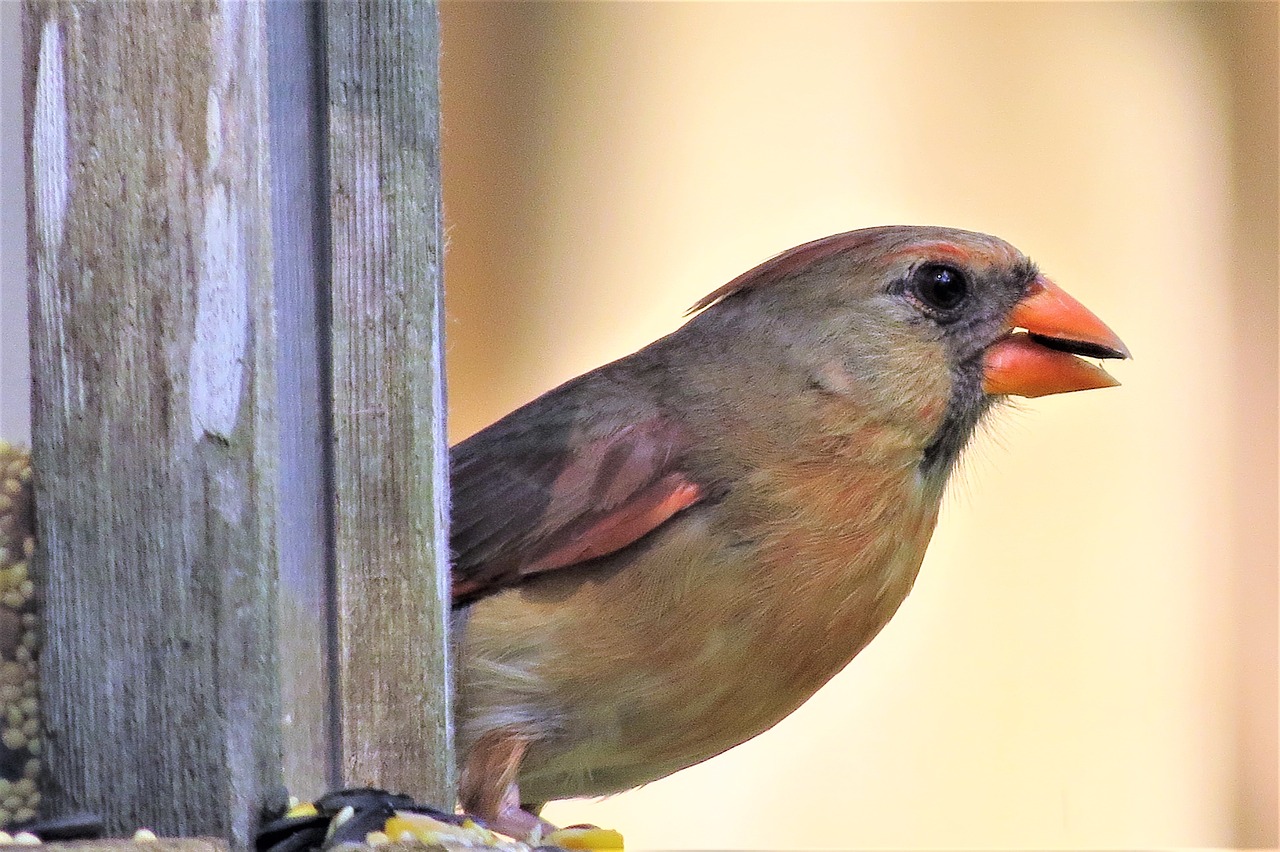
[686,227,924,316]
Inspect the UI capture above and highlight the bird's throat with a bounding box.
[919,361,993,486]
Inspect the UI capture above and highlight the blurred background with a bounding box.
[1,2,1276,850]
[438,3,1276,850]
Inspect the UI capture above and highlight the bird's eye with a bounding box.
[910,264,969,313]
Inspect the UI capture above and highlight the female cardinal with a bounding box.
[449,225,1128,839]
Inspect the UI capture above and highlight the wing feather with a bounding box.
[450,381,702,606]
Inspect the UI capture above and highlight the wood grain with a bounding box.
[24,2,283,843]
[323,0,454,806]
[265,0,336,804]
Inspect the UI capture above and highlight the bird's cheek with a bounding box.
[916,398,945,425]
[889,353,953,440]
[809,360,861,397]
[868,329,953,437]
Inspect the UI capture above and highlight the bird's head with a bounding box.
[686,225,1129,480]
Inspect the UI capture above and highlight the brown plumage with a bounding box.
[449,226,1128,839]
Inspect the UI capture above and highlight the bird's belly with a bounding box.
[458,500,937,803]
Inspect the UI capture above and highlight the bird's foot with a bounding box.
[476,781,557,842]
[458,730,624,848]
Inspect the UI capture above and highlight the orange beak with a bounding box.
[983,275,1130,398]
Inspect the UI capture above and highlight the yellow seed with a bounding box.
[7,707,24,727]
[14,646,31,664]
[13,807,35,824]
[3,795,21,812]
[18,580,32,600]
[23,759,39,779]
[22,719,39,738]
[0,778,11,794]
[21,539,32,558]
[0,685,20,703]
[2,728,27,750]
[324,805,354,841]
[19,698,37,717]
[2,480,20,497]
[14,780,34,797]
[26,738,39,756]
[20,631,37,650]
[544,826,626,851]
[3,593,23,610]
[19,614,34,628]
[0,494,11,514]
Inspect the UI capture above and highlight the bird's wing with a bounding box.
[450,410,703,606]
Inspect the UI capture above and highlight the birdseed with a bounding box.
[0,442,38,829]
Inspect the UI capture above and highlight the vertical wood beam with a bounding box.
[266,0,336,803]
[323,1,454,805]
[24,2,282,843]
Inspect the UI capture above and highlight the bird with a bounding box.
[448,225,1128,840]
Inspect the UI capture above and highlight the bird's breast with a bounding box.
[457,454,940,801]
[455,440,936,798]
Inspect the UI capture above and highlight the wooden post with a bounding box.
[265,0,454,807]
[24,1,282,844]
[323,1,454,806]
[25,0,452,839]
[265,0,338,803]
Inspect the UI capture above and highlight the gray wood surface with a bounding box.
[323,1,454,806]
[25,2,284,844]
[266,0,336,803]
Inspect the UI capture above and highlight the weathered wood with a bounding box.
[265,0,337,803]
[323,1,454,804]
[24,2,283,844]
[39,840,227,852]
[0,1,31,447]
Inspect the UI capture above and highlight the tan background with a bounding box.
[0,2,1275,850]
[439,3,1277,850]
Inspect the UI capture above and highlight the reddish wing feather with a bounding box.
[524,473,702,573]
[451,411,703,606]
